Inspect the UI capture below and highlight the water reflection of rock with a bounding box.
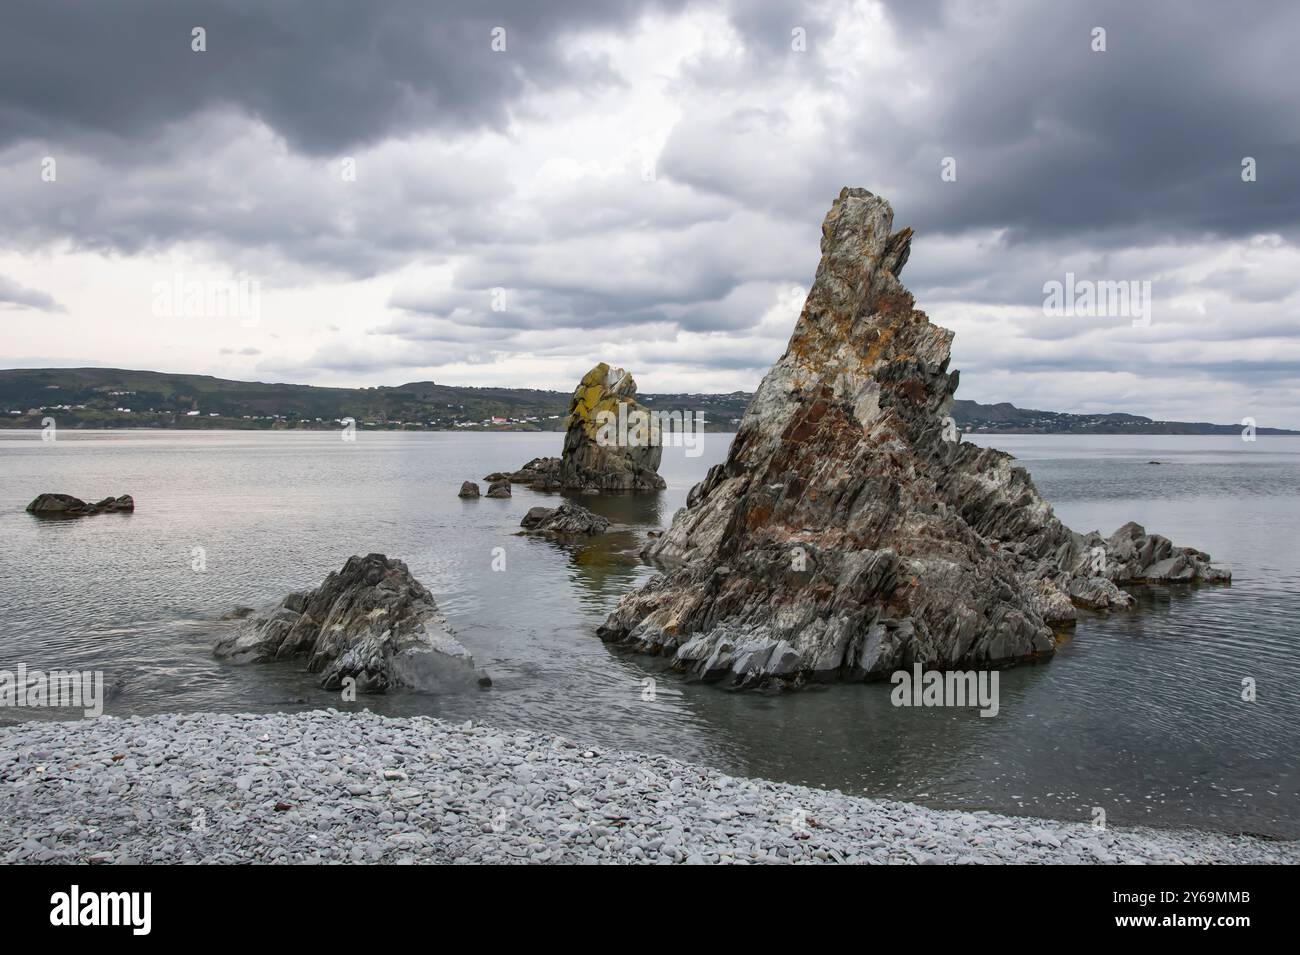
[557,489,667,528]
[526,496,662,611]
[673,663,1061,808]
[532,529,649,611]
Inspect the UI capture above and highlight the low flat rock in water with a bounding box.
[26,493,134,517]
[599,187,1229,690]
[520,501,611,537]
[213,553,487,693]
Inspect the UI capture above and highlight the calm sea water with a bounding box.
[1,430,1296,838]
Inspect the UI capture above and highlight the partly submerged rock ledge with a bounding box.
[0,711,1291,864]
[599,188,1229,688]
[520,501,610,537]
[213,554,487,693]
[26,493,134,517]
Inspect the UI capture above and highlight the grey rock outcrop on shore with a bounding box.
[504,363,667,493]
[598,187,1229,689]
[213,554,487,693]
[520,501,610,537]
[26,493,134,517]
[1,711,1293,864]
[458,481,480,498]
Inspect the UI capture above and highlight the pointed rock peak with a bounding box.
[577,362,635,396]
[599,363,638,396]
[598,187,1228,690]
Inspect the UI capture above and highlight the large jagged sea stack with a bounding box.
[599,187,1228,688]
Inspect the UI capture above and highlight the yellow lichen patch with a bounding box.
[580,363,609,388]
[580,394,628,439]
[565,360,658,442]
[572,384,604,418]
[568,363,612,424]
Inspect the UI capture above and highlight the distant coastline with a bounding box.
[2,366,1297,435]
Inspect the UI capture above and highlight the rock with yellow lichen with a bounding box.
[598,187,1229,689]
[507,363,666,492]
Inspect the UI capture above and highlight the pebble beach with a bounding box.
[2,710,1295,865]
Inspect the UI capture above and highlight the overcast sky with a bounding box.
[2,0,1298,426]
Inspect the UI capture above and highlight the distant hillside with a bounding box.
[0,367,750,432]
[0,367,1293,435]
[950,399,1298,435]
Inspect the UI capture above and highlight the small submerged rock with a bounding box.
[458,481,481,498]
[26,493,134,517]
[520,501,610,537]
[213,553,489,693]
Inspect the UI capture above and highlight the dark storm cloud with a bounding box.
[9,0,1294,277]
[0,0,684,155]
[0,114,512,277]
[961,351,1300,387]
[0,0,699,278]
[0,275,62,311]
[0,0,1296,423]
[720,0,837,55]
[676,0,1300,244]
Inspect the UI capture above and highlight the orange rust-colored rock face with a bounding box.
[744,504,771,532]
[598,187,1230,690]
[899,379,928,403]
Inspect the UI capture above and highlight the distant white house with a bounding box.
[186,410,201,416]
